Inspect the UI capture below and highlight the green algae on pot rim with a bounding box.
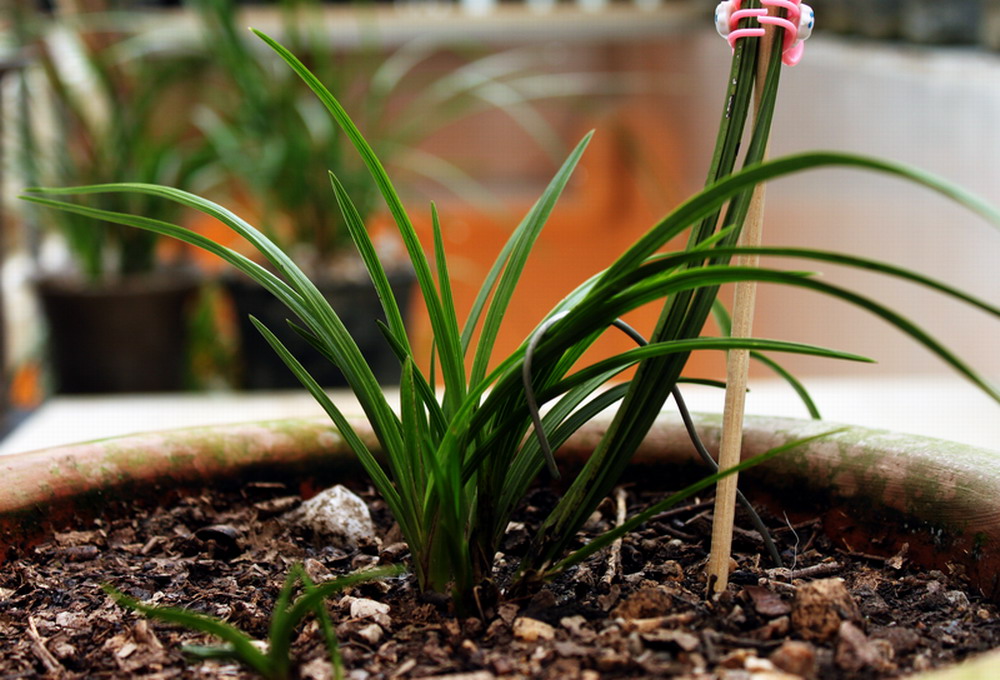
[3,413,1000,606]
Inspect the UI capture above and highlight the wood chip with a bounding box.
[640,628,701,652]
[836,620,895,673]
[27,616,65,675]
[612,586,675,619]
[744,585,792,618]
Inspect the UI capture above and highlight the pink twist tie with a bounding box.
[717,0,813,67]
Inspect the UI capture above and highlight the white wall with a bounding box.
[685,32,1000,381]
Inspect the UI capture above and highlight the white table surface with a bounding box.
[1,375,997,456]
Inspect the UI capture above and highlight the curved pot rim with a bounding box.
[3,412,999,677]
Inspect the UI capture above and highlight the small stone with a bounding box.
[348,597,390,620]
[286,485,375,548]
[744,656,776,673]
[300,656,334,680]
[595,649,631,672]
[513,616,555,642]
[553,640,589,657]
[491,656,514,675]
[351,554,379,570]
[498,602,520,625]
[115,641,137,659]
[945,590,970,610]
[354,623,383,645]
[50,639,77,660]
[755,615,790,641]
[748,671,802,680]
[64,544,102,561]
[54,611,87,629]
[303,558,333,583]
[791,579,862,642]
[769,640,817,678]
[560,615,588,635]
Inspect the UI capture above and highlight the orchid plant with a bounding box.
[23,0,1000,646]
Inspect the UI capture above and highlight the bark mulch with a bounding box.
[2,479,998,679]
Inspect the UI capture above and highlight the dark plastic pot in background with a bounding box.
[224,268,415,390]
[36,271,200,394]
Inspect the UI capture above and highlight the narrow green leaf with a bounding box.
[251,28,467,403]
[429,203,466,416]
[328,171,410,351]
[467,131,593,387]
[103,586,273,677]
[712,300,821,419]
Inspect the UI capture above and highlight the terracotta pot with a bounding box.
[2,413,999,676]
[36,271,200,394]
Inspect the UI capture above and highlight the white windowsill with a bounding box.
[1,375,995,456]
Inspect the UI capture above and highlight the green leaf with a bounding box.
[712,299,821,419]
[251,28,468,404]
[466,131,593,387]
[103,585,274,678]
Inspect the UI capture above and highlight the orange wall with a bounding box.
[405,105,725,384]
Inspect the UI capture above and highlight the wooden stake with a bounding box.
[706,14,776,596]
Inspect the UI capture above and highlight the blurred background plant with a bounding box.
[14,3,211,283]
[186,0,610,388]
[7,1,215,394]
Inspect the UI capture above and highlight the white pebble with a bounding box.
[286,485,375,548]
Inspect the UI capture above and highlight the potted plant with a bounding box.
[14,3,1000,677]
[15,7,211,393]
[189,0,575,389]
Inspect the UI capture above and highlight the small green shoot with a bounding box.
[104,564,402,680]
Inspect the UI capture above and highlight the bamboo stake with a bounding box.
[706,13,776,596]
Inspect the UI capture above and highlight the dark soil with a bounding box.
[2,480,998,679]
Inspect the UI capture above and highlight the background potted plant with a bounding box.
[15,6,211,393]
[11,3,1000,677]
[189,0,577,389]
